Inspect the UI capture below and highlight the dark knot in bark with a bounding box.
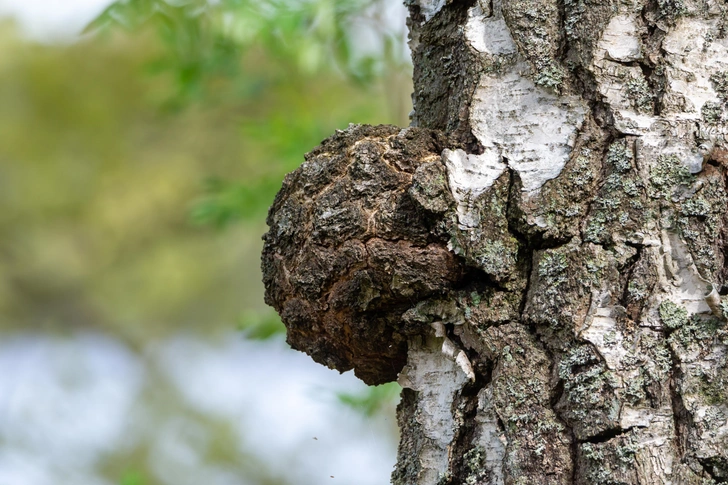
[262,124,466,384]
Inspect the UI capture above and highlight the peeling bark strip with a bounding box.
[262,0,728,484]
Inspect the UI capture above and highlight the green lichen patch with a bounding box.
[577,435,640,484]
[667,165,728,277]
[583,138,653,245]
[628,280,649,301]
[641,333,674,381]
[669,313,726,353]
[721,298,728,320]
[672,347,728,475]
[660,301,689,329]
[460,447,493,485]
[501,0,568,93]
[538,251,568,279]
[624,372,647,404]
[680,196,712,217]
[678,221,722,276]
[658,0,688,19]
[556,345,621,440]
[535,64,566,92]
[678,167,727,277]
[607,140,633,173]
[532,247,572,315]
[621,332,674,405]
[483,324,574,482]
[474,239,519,280]
[625,75,654,114]
[530,143,603,242]
[697,368,728,406]
[649,154,694,200]
[702,101,724,124]
[526,242,628,337]
[710,71,728,102]
[447,172,521,283]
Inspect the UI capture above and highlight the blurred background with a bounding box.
[0,1,413,483]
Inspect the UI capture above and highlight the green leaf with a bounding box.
[86,0,407,106]
[236,310,286,340]
[190,177,281,228]
[119,470,145,485]
[337,382,401,417]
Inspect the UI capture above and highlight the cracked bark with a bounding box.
[262,0,728,483]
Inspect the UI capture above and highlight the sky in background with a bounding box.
[0,0,112,39]
[0,333,397,485]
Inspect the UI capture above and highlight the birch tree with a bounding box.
[263,0,728,483]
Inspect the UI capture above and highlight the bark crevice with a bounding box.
[445,364,492,484]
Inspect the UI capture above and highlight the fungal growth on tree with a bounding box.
[262,124,475,385]
[263,0,728,483]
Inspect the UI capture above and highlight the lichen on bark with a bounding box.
[262,0,728,483]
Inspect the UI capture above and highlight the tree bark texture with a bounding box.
[262,0,728,483]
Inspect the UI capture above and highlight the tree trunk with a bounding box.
[262,0,728,483]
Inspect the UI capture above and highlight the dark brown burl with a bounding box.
[262,124,466,385]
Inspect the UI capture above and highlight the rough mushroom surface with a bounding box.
[262,124,469,385]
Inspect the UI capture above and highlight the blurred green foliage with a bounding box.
[236,308,286,339]
[82,2,411,429]
[0,2,409,482]
[337,382,402,416]
[88,0,410,105]
[0,0,411,347]
[89,0,412,228]
[119,471,146,485]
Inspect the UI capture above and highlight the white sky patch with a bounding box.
[153,335,397,485]
[0,0,113,41]
[0,333,144,484]
[0,332,396,485]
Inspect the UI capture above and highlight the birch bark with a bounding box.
[263,1,728,483]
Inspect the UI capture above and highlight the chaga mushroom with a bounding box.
[261,124,466,384]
